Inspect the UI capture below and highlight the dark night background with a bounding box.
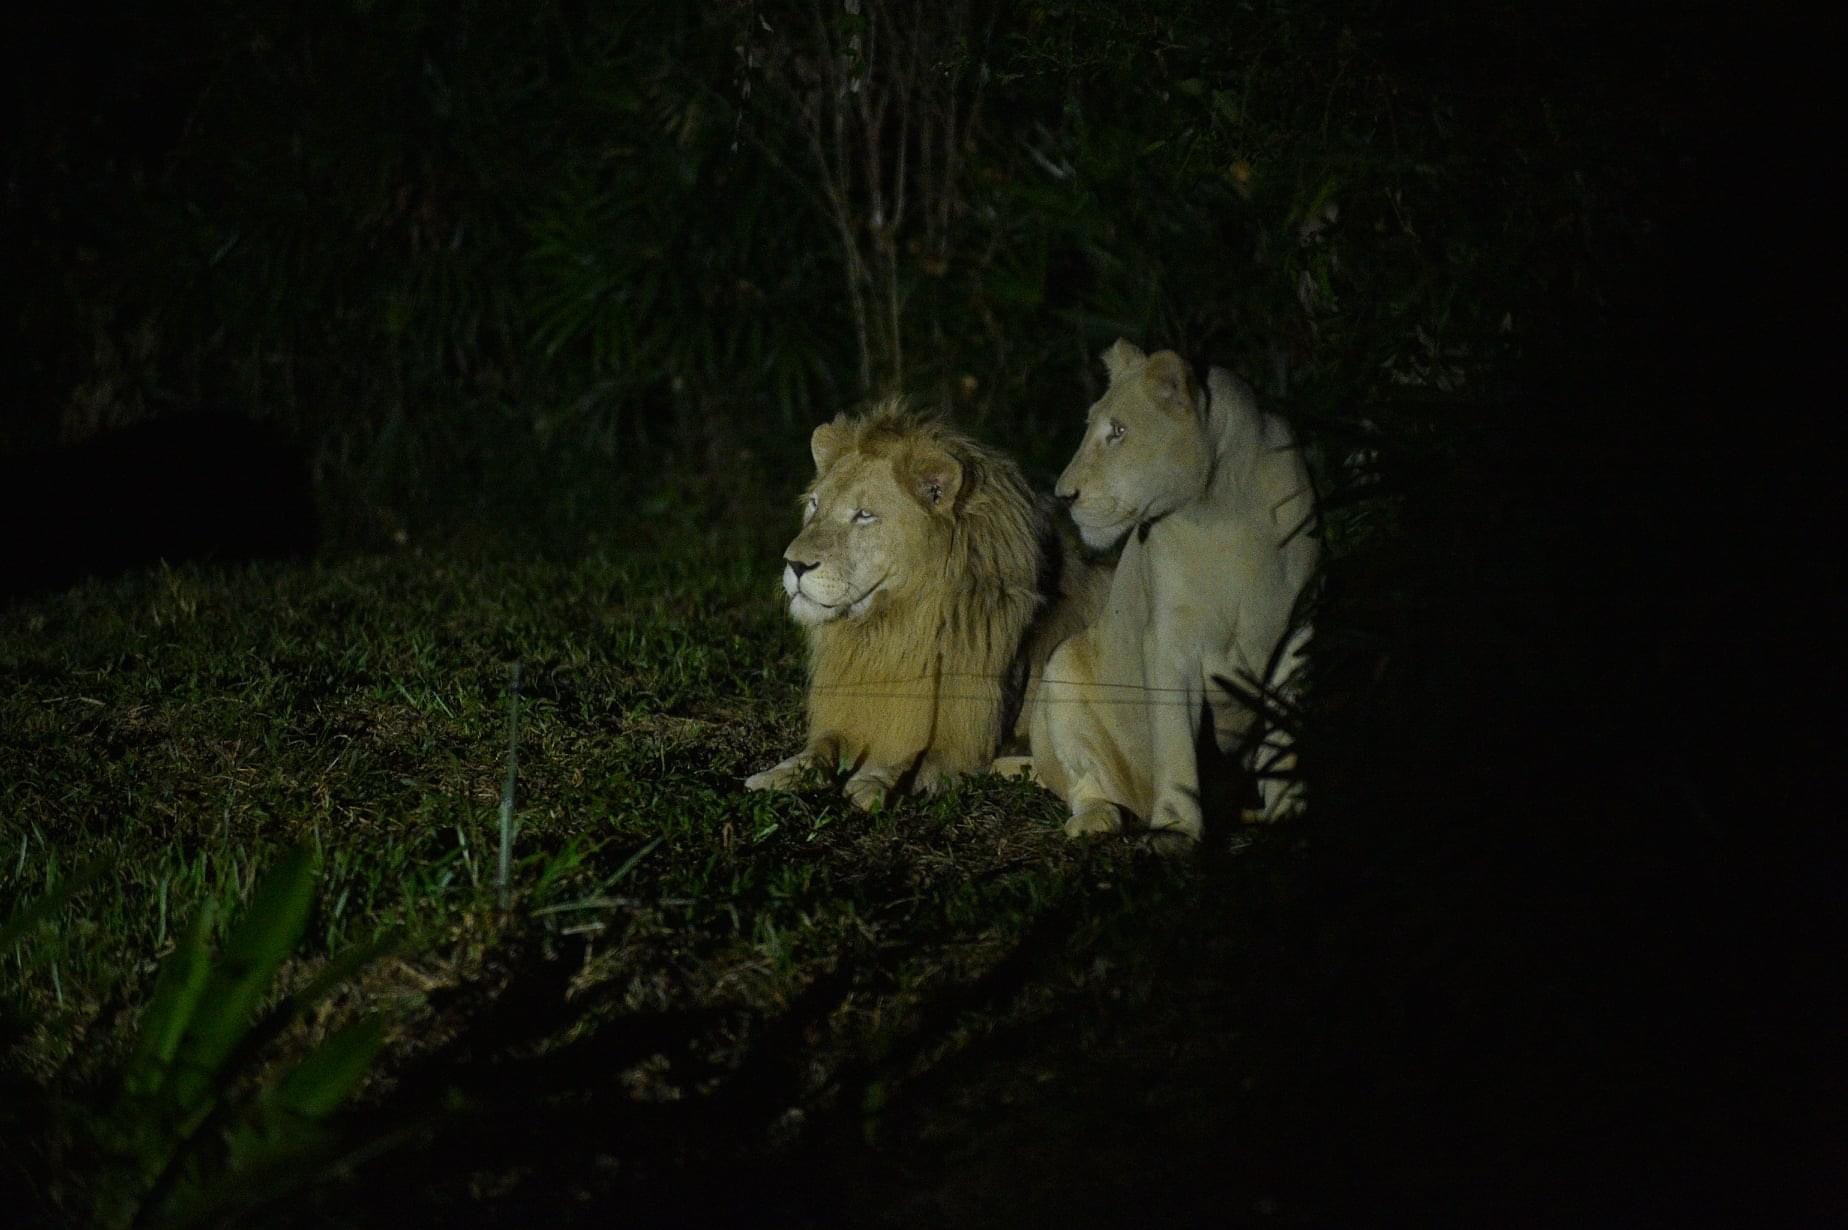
[1,1,1841,1226]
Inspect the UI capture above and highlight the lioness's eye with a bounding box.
[1106,420,1126,442]
[804,493,819,517]
[852,508,877,525]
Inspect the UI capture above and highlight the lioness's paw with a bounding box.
[1148,796,1204,843]
[1063,803,1123,838]
[989,755,1039,784]
[844,773,893,812]
[1251,778,1307,823]
[745,754,817,793]
[909,761,955,797]
[1141,829,1199,858]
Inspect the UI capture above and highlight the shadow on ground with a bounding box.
[257,363,1838,1224]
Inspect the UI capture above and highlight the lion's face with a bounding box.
[1054,340,1212,551]
[780,419,963,627]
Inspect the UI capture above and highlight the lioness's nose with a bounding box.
[1055,487,1079,505]
[786,557,819,578]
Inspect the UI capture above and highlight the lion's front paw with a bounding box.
[844,772,894,812]
[745,753,819,793]
[1063,802,1123,838]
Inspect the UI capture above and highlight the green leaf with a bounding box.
[121,903,217,1100]
[271,1016,385,1120]
[167,846,317,1113]
[286,929,402,1018]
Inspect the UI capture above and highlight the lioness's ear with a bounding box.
[1143,350,1200,415]
[902,444,964,514]
[1101,338,1147,382]
[811,415,850,473]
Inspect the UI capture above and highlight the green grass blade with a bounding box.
[0,856,108,953]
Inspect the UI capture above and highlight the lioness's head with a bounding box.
[1055,339,1212,550]
[781,403,967,627]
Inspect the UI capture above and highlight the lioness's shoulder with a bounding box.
[1206,366,1260,416]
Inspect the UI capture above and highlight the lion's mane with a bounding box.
[803,402,1043,783]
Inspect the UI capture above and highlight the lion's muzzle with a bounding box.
[783,561,891,627]
[784,560,837,626]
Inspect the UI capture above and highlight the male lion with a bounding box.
[1029,340,1319,841]
[747,401,1106,811]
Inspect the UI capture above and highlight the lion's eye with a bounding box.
[804,494,819,517]
[1106,420,1126,443]
[852,508,878,525]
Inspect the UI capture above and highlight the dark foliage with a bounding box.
[3,0,1651,523]
[0,414,315,601]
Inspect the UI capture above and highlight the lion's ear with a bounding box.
[1101,338,1147,382]
[1143,350,1200,415]
[811,416,850,473]
[902,444,964,514]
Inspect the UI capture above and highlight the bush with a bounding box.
[3,0,1649,541]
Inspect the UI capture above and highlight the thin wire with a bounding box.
[809,670,1289,696]
[801,671,1302,707]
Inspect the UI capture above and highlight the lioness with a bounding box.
[747,401,1106,811]
[1029,340,1319,841]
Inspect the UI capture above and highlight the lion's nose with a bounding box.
[1055,487,1079,506]
[786,557,820,579]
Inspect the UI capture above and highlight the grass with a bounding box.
[2,526,1226,1221]
[1,426,1830,1224]
[0,538,1137,1036]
